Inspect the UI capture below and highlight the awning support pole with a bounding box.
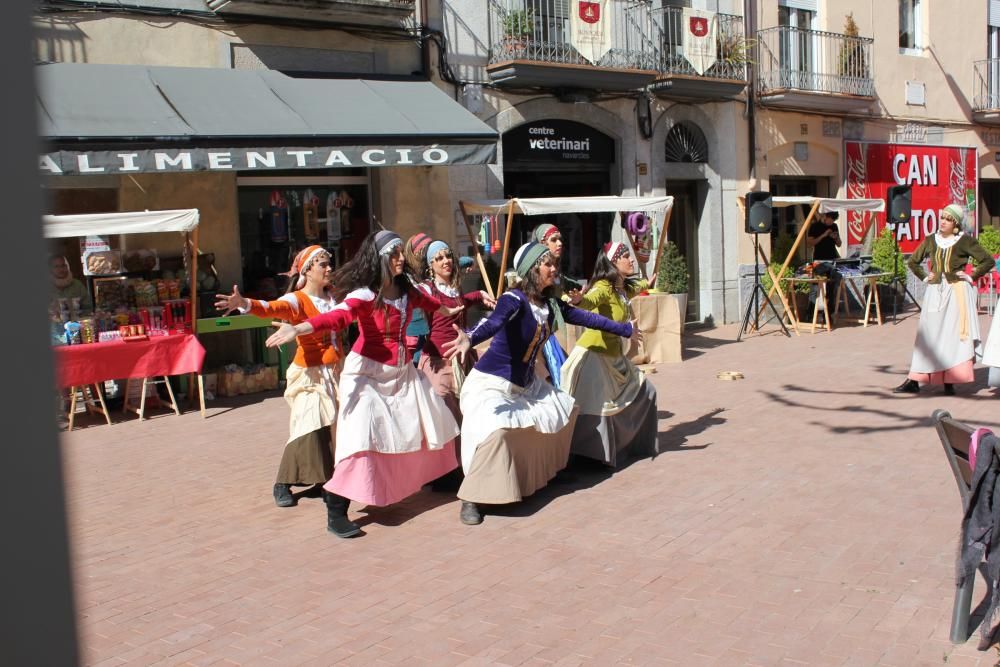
[495,199,516,295]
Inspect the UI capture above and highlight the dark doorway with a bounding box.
[665,180,704,322]
[769,176,829,265]
[502,169,612,281]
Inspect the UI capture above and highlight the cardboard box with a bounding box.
[627,293,683,364]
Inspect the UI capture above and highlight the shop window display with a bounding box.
[237,181,370,300]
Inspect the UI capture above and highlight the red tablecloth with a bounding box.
[54,334,206,388]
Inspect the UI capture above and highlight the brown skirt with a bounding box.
[275,426,335,486]
[458,408,578,505]
[571,380,658,467]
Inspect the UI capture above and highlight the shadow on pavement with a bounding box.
[682,330,739,359]
[354,491,455,528]
[657,407,725,452]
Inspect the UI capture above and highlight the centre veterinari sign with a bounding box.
[502,120,615,164]
[844,141,977,254]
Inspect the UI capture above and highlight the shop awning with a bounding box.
[736,195,886,213]
[43,209,200,238]
[36,63,498,175]
[460,196,675,216]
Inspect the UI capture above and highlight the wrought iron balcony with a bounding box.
[646,6,747,99]
[486,0,660,91]
[485,0,749,95]
[973,59,1000,123]
[756,25,874,112]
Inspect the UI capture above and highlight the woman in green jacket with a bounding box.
[560,242,658,467]
[893,204,996,395]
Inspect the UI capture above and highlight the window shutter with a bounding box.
[778,0,817,11]
[990,0,1000,28]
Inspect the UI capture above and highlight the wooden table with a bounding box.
[833,271,891,327]
[785,276,831,334]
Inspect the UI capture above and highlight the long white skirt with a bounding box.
[908,281,982,378]
[984,307,1000,387]
[458,368,576,474]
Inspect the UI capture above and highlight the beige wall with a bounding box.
[32,13,419,74]
[376,167,456,249]
[118,173,241,292]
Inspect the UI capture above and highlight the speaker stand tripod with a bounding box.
[887,228,920,323]
[738,234,791,341]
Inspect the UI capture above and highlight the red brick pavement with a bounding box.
[60,312,1000,666]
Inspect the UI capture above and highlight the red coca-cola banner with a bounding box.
[844,141,977,253]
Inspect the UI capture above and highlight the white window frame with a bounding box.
[899,0,923,56]
[778,2,817,89]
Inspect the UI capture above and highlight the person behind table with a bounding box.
[265,230,463,538]
[805,211,844,314]
[403,233,432,365]
[442,241,638,526]
[215,246,342,510]
[893,204,996,396]
[417,240,497,490]
[560,242,659,467]
[50,255,92,313]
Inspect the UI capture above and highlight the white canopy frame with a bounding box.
[44,208,205,415]
[736,196,886,329]
[458,196,675,297]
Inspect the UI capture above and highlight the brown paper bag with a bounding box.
[627,293,683,364]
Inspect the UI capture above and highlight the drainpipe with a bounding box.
[744,0,756,180]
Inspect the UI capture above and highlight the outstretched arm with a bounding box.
[465,293,520,346]
[559,300,633,338]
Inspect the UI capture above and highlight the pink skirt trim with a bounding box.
[324,440,458,507]
[908,359,975,385]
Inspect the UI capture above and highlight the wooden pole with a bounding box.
[188,226,206,417]
[458,201,495,300]
[650,205,675,279]
[756,243,800,336]
[495,199,517,295]
[766,199,821,302]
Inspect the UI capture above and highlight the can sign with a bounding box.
[844,141,977,254]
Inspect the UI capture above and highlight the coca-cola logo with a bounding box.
[845,144,869,242]
[949,150,966,207]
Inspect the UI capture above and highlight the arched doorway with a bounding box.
[502,119,615,281]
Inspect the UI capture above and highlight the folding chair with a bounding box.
[932,408,984,643]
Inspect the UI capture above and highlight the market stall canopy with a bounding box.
[43,209,200,238]
[736,195,886,213]
[460,195,674,216]
[36,63,498,175]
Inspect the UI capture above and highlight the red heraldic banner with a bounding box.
[844,141,977,254]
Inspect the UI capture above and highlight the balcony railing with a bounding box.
[487,0,657,70]
[756,26,874,97]
[974,58,1000,111]
[648,6,746,80]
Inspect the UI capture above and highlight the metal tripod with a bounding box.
[738,233,791,341]
[887,225,920,323]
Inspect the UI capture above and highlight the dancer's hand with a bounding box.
[629,318,643,344]
[481,292,497,309]
[958,272,974,284]
[442,325,471,363]
[926,271,937,282]
[439,304,464,317]
[215,285,248,315]
[566,288,583,305]
[266,322,301,348]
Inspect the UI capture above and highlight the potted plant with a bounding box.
[500,7,534,55]
[979,225,1000,258]
[838,13,869,80]
[655,241,689,325]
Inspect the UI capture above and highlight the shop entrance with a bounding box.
[502,119,615,282]
[981,180,1000,229]
[664,180,704,322]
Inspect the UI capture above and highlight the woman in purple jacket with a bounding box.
[443,241,638,525]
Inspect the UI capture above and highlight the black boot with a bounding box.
[944,383,956,396]
[892,379,920,394]
[323,491,361,538]
[459,501,483,525]
[273,483,296,507]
